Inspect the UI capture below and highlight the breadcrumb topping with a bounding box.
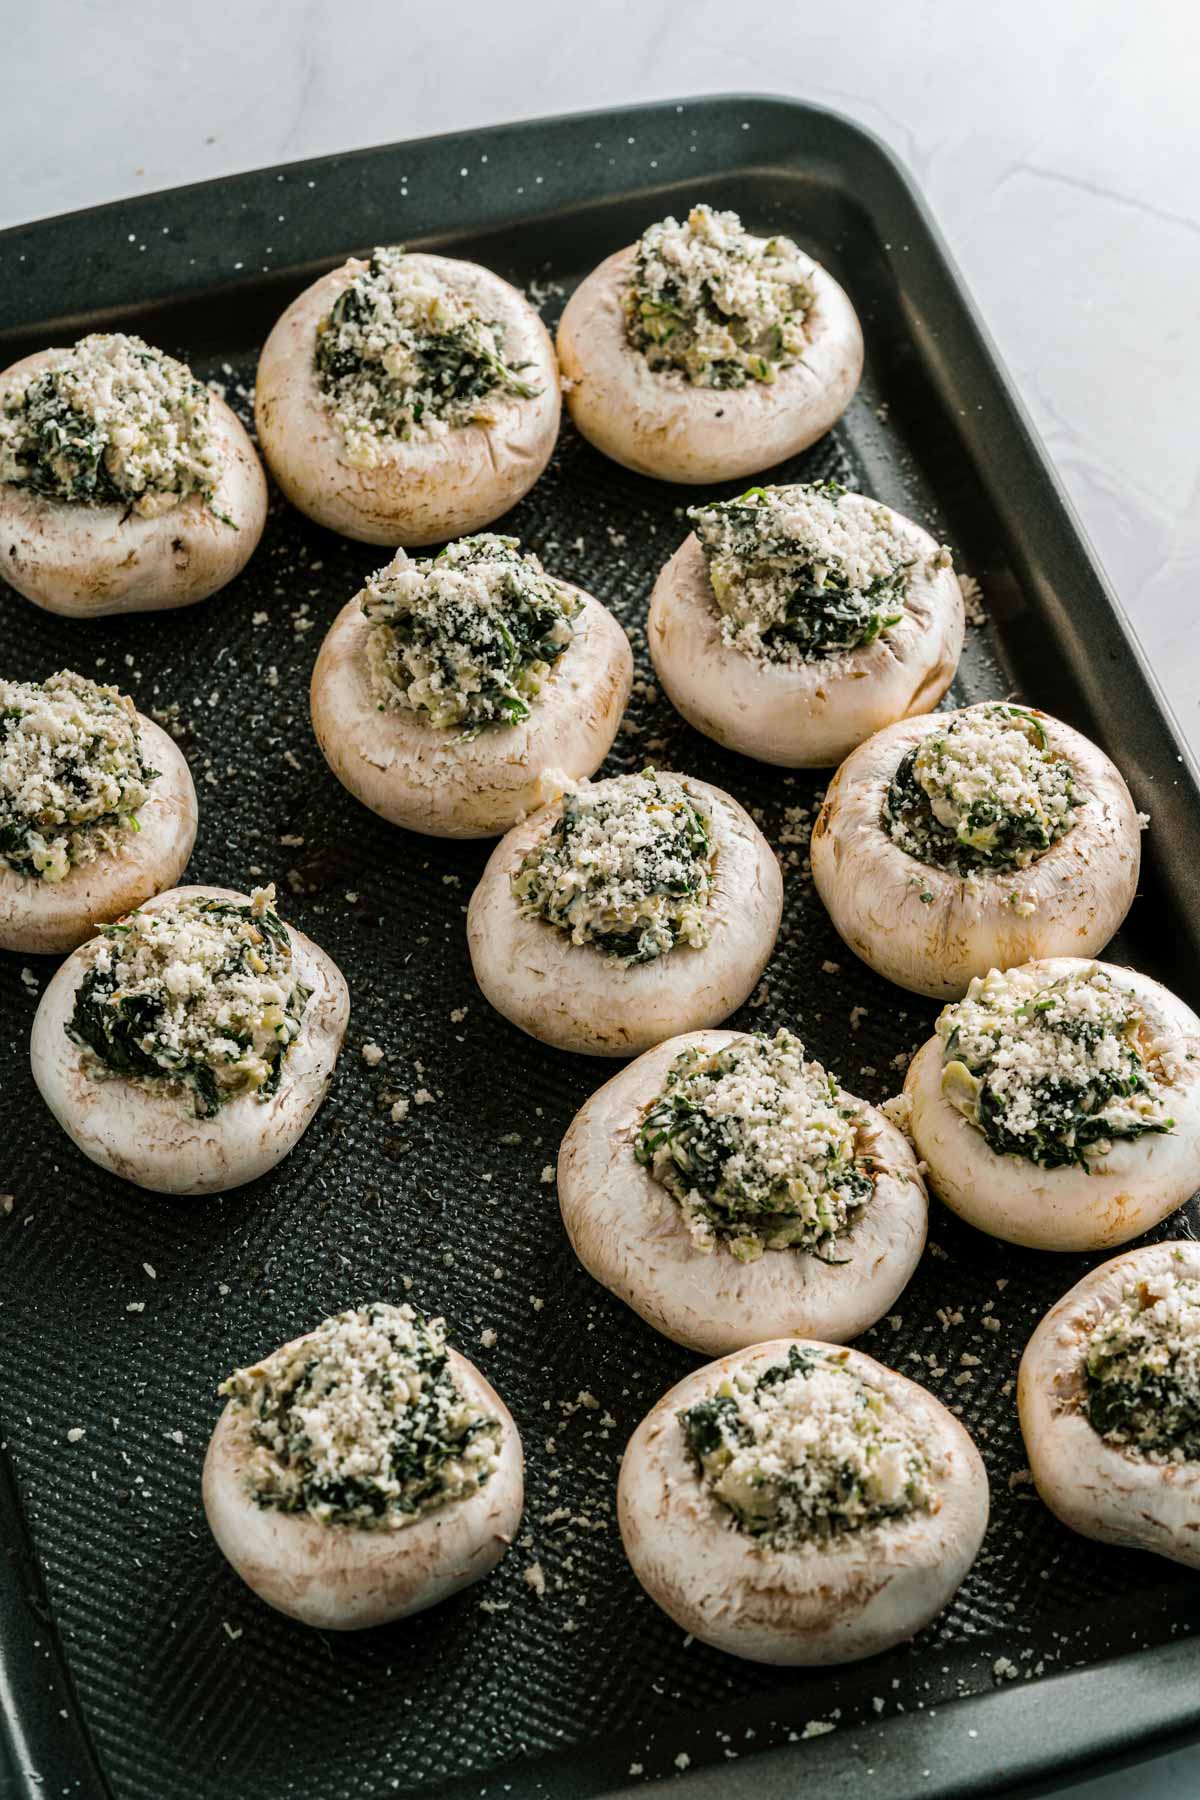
[68,885,309,1118]
[220,1303,501,1529]
[315,246,540,462]
[0,670,156,882]
[511,769,712,965]
[636,1030,874,1262]
[885,705,1080,875]
[679,1344,935,1547]
[625,205,813,388]
[0,332,221,515]
[937,964,1173,1168]
[362,534,579,731]
[690,483,925,662]
[1086,1261,1200,1460]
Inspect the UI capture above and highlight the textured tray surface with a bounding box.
[1,101,1198,1800]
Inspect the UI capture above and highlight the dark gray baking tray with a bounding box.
[1,93,1199,1800]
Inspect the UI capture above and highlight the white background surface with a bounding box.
[3,2,1200,1795]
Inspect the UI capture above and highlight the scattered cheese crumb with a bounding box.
[523,1561,547,1598]
[361,1042,385,1067]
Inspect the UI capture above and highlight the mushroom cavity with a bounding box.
[204,1302,523,1628]
[31,882,349,1194]
[811,703,1142,998]
[557,205,862,485]
[648,483,964,766]
[467,768,783,1055]
[0,332,266,616]
[619,1338,988,1664]
[0,669,197,953]
[903,957,1200,1250]
[310,532,632,837]
[1019,1241,1200,1568]
[559,1028,927,1353]
[255,247,561,545]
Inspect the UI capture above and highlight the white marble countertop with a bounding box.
[2,2,1199,1796]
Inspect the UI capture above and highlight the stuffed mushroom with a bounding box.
[619,1338,988,1664]
[1019,1241,1200,1568]
[903,958,1200,1251]
[255,246,560,545]
[204,1302,523,1628]
[648,483,963,766]
[310,532,631,837]
[467,768,783,1056]
[0,332,266,616]
[811,702,1142,999]
[31,882,348,1194]
[557,205,862,485]
[559,1028,926,1353]
[0,669,197,953]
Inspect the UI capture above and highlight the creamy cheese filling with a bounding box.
[937,965,1173,1169]
[690,483,926,662]
[0,670,156,882]
[679,1344,936,1547]
[362,534,579,731]
[220,1303,502,1530]
[885,705,1080,875]
[635,1030,874,1262]
[1086,1264,1200,1461]
[0,332,222,516]
[511,769,713,965]
[624,204,814,388]
[315,246,540,462]
[67,885,309,1118]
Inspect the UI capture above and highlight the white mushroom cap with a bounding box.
[0,349,266,617]
[1019,1241,1200,1567]
[254,253,561,546]
[0,714,197,954]
[811,709,1142,999]
[204,1342,523,1629]
[466,776,783,1056]
[30,884,349,1195]
[309,578,632,838]
[557,246,862,485]
[647,498,963,767]
[558,1029,927,1353]
[618,1338,988,1664]
[904,958,1200,1251]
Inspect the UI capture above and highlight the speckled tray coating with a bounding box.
[1,95,1199,1800]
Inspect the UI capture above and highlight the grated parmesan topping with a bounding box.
[635,1030,874,1262]
[679,1344,936,1547]
[68,885,309,1118]
[885,705,1080,874]
[1086,1263,1200,1461]
[0,332,221,516]
[511,769,713,965]
[689,483,927,662]
[220,1303,501,1530]
[314,246,540,463]
[937,964,1173,1169]
[0,670,156,882]
[624,204,814,388]
[361,534,579,731]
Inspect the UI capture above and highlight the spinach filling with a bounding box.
[362,534,579,732]
[511,769,713,965]
[884,705,1079,875]
[220,1303,501,1529]
[691,484,910,660]
[68,890,308,1119]
[635,1030,874,1262]
[938,968,1173,1170]
[679,1345,934,1547]
[315,246,539,451]
[1086,1275,1200,1460]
